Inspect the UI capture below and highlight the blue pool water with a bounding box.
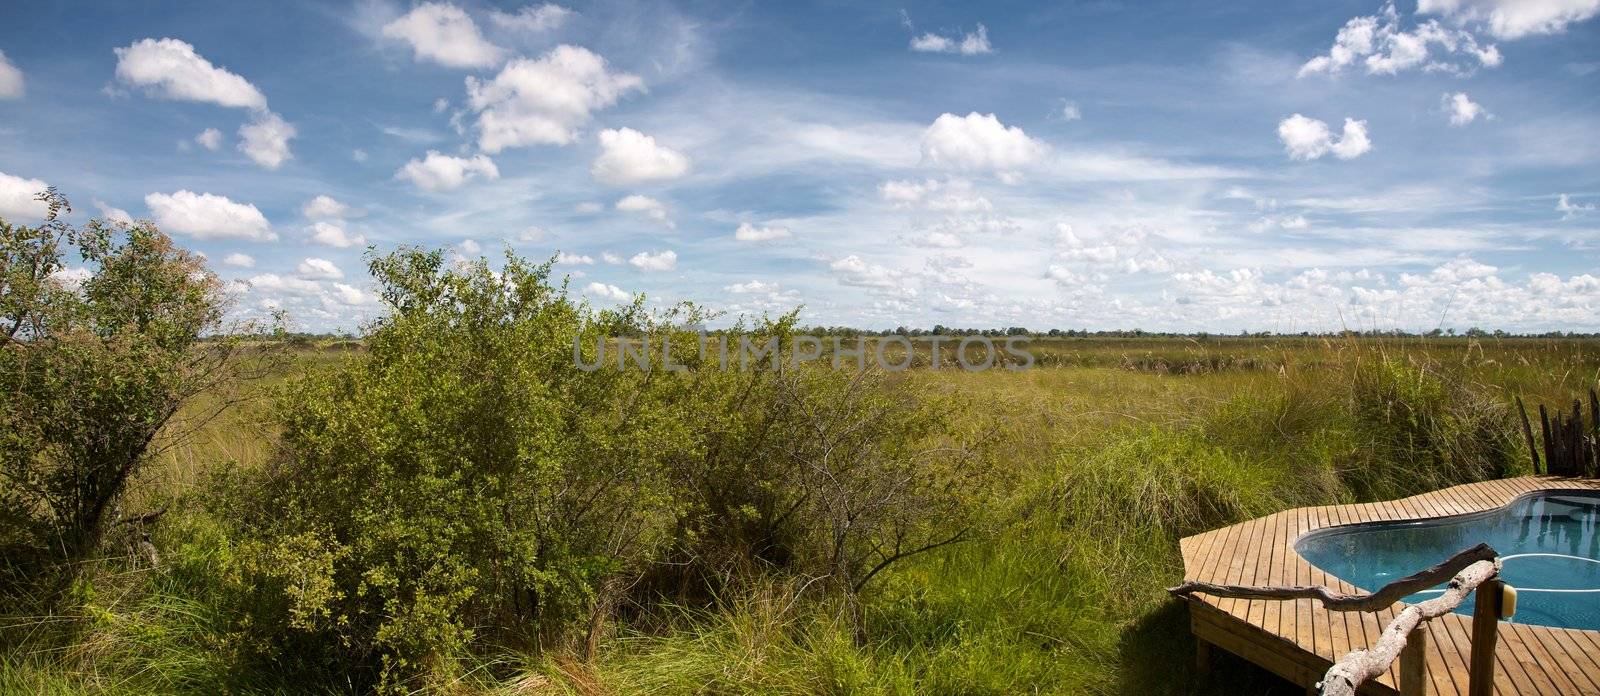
[1295,490,1600,631]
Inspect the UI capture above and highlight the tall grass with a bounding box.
[3,338,1589,694]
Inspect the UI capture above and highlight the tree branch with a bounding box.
[1167,542,1496,612]
[853,527,970,593]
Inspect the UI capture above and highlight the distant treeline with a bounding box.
[244,326,1600,343]
[837,327,1600,339]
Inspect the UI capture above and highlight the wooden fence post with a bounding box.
[1515,396,1541,474]
[1468,579,1503,696]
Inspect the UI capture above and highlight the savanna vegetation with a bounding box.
[2,193,1597,694]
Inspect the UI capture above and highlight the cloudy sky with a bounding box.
[1,0,1598,333]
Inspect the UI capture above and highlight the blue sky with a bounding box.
[1,0,1597,333]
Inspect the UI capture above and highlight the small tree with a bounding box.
[0,190,260,586]
[222,248,698,690]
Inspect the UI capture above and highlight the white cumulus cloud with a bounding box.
[1277,114,1371,160]
[1419,0,1600,40]
[144,190,276,241]
[734,223,792,241]
[1298,5,1501,77]
[584,281,630,301]
[725,280,779,294]
[93,199,134,225]
[238,111,296,169]
[910,24,992,55]
[194,127,222,150]
[308,221,366,248]
[381,2,506,69]
[921,112,1045,176]
[223,252,255,268]
[1444,92,1486,125]
[829,255,911,293]
[114,38,267,109]
[489,3,573,32]
[628,249,677,271]
[591,128,690,184]
[615,194,671,226]
[395,150,500,191]
[464,45,643,152]
[0,50,25,99]
[297,257,344,280]
[331,283,377,306]
[49,267,92,290]
[878,178,992,212]
[1557,194,1596,220]
[301,194,355,219]
[0,171,51,220]
[246,273,322,296]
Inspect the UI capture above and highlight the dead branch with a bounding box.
[1166,542,1496,612]
[115,507,167,526]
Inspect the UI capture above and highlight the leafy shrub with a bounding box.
[0,191,265,591]
[217,249,695,690]
[217,248,977,690]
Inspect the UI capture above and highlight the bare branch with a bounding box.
[1167,542,1496,612]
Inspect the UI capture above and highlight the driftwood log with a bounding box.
[1166,542,1496,612]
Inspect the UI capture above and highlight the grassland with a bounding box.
[3,335,1597,695]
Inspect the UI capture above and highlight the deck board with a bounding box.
[1179,476,1600,695]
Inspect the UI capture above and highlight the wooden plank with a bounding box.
[1548,630,1600,694]
[1234,515,1271,624]
[1187,527,1223,584]
[1258,510,1285,640]
[1291,504,1316,662]
[1216,514,1257,616]
[1306,504,1337,662]
[1494,609,1567,694]
[1505,623,1590,695]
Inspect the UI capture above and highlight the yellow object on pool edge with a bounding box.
[1501,584,1518,619]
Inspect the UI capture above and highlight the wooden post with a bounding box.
[1399,623,1428,696]
[1195,638,1211,675]
[1468,578,1503,696]
[1516,396,1541,475]
[1574,400,1586,478]
[1590,389,1600,477]
[1539,405,1555,474]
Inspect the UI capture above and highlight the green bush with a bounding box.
[1,191,267,593]
[214,248,977,691]
[215,249,695,690]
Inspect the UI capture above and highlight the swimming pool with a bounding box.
[1296,490,1600,631]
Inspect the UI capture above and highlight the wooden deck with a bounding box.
[1179,476,1600,695]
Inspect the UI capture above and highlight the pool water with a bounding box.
[1295,491,1600,631]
